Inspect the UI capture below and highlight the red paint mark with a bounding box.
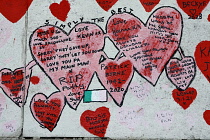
[30,76,40,85]
[194,41,210,82]
[96,0,118,11]
[176,0,209,19]
[0,0,33,23]
[105,60,132,88]
[49,0,70,21]
[32,97,62,131]
[139,0,160,12]
[80,107,110,137]
[108,18,142,43]
[172,87,197,110]
[1,70,24,97]
[203,110,210,125]
[208,14,210,22]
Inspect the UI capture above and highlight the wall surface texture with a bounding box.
[0,0,210,139]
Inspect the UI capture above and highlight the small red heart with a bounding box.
[203,110,210,125]
[176,0,209,19]
[80,107,110,137]
[49,0,70,21]
[30,92,65,132]
[172,87,197,110]
[139,0,160,12]
[96,0,118,11]
[208,14,210,22]
[194,41,210,82]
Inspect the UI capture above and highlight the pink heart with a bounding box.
[30,24,105,109]
[107,7,183,85]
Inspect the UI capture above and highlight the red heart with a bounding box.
[194,41,210,82]
[96,57,133,106]
[139,0,160,12]
[203,110,210,125]
[107,7,183,85]
[30,92,65,132]
[0,67,32,107]
[96,0,118,11]
[176,0,209,19]
[172,87,197,110]
[165,56,196,91]
[0,0,33,23]
[80,107,110,137]
[30,24,105,109]
[49,0,70,22]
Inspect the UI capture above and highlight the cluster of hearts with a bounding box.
[0,6,200,133]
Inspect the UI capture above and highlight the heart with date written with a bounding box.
[49,0,70,21]
[30,92,65,131]
[96,56,133,106]
[0,0,33,23]
[176,0,209,19]
[0,65,33,107]
[172,87,197,109]
[80,106,110,137]
[107,7,183,86]
[96,0,118,11]
[194,41,210,83]
[30,23,105,109]
[139,0,160,12]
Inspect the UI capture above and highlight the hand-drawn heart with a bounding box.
[165,48,196,91]
[176,0,209,19]
[0,0,33,23]
[30,24,105,109]
[194,41,210,83]
[139,0,160,12]
[172,87,197,109]
[96,0,118,11]
[203,110,210,125]
[96,56,133,106]
[0,61,36,107]
[80,106,110,137]
[49,0,70,22]
[107,7,183,86]
[30,92,65,132]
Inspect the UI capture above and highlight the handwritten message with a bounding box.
[156,110,174,129]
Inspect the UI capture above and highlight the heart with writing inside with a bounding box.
[107,7,183,86]
[172,87,197,109]
[96,56,133,106]
[96,0,118,11]
[0,61,35,107]
[139,0,160,12]
[0,0,33,23]
[30,24,105,109]
[49,0,70,22]
[194,41,210,83]
[176,0,209,19]
[30,92,65,132]
[80,106,110,137]
[166,48,196,91]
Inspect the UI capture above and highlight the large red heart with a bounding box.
[176,0,209,19]
[96,56,133,106]
[80,106,110,137]
[165,56,196,91]
[194,41,210,82]
[96,0,118,11]
[0,0,33,23]
[139,0,160,12]
[203,110,210,125]
[30,24,105,109]
[30,92,65,131]
[107,7,183,85]
[172,87,197,109]
[0,61,35,107]
[49,0,70,22]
